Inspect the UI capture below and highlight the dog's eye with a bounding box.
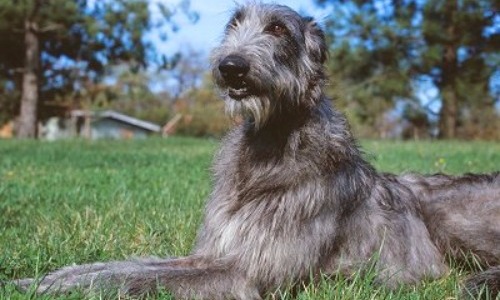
[228,18,239,30]
[227,10,243,30]
[265,22,287,37]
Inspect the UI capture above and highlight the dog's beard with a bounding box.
[224,95,272,129]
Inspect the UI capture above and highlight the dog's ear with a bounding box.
[303,17,328,64]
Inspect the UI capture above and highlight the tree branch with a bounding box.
[38,23,64,32]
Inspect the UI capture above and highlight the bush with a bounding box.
[174,88,232,138]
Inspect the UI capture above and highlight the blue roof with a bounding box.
[71,110,161,132]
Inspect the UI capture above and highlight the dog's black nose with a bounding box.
[218,55,250,80]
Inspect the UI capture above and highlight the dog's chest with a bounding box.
[206,177,335,283]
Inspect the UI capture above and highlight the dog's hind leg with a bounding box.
[414,173,500,265]
[402,172,500,298]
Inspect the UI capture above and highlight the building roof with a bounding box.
[71,110,161,132]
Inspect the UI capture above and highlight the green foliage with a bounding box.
[174,75,232,138]
[102,68,172,126]
[0,138,499,299]
[0,83,20,126]
[174,93,231,138]
[0,0,165,80]
[0,0,195,130]
[318,0,499,139]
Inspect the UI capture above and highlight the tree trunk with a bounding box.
[439,86,458,139]
[17,19,40,138]
[438,1,458,139]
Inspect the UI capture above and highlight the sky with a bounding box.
[156,0,329,57]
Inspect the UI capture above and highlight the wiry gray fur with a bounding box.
[13,3,500,299]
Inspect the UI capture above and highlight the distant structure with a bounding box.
[70,110,161,140]
[39,110,161,140]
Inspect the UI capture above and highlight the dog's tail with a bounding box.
[462,266,500,299]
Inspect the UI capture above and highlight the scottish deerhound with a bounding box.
[13,3,500,299]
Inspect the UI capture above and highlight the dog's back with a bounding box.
[401,172,500,266]
[401,172,500,297]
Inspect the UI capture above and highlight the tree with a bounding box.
[317,0,499,139]
[107,67,172,125]
[421,0,499,138]
[0,0,195,138]
[175,73,231,137]
[17,1,41,138]
[152,47,206,104]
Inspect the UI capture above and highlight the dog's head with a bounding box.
[211,3,327,128]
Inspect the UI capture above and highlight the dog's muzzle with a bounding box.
[218,55,251,100]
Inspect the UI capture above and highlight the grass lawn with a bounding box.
[0,137,499,299]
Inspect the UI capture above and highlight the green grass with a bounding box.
[0,137,499,299]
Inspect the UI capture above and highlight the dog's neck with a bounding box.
[244,102,310,137]
[240,95,338,160]
[243,92,338,132]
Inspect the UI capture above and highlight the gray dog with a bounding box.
[14,3,500,299]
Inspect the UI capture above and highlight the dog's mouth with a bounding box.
[227,81,251,100]
[228,87,249,100]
